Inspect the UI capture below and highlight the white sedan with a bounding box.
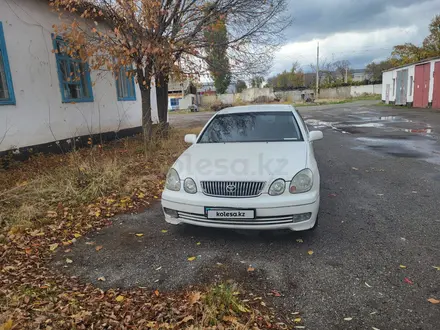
[161,104,323,231]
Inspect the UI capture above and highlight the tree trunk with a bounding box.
[140,87,153,143]
[156,71,169,136]
[137,66,153,148]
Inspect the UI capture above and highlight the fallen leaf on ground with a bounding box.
[372,327,381,330]
[0,320,13,330]
[404,277,413,285]
[271,290,282,297]
[296,238,303,243]
[433,266,440,271]
[135,233,144,237]
[65,258,73,264]
[187,256,196,261]
[161,229,168,233]
[365,282,372,288]
[352,167,359,170]
[154,290,160,296]
[247,266,255,272]
[223,315,237,323]
[294,318,301,323]
[188,291,201,304]
[49,243,59,251]
[73,233,81,238]
[308,250,314,255]
[237,304,249,313]
[261,301,266,306]
[179,315,194,324]
[196,242,201,245]
[427,298,440,304]
[344,317,353,321]
[85,241,95,245]
[399,265,407,269]
[155,266,162,271]
[97,276,106,281]
[115,295,124,302]
[95,245,103,251]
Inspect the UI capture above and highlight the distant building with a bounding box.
[168,79,197,111]
[351,69,369,82]
[197,81,237,95]
[382,56,440,108]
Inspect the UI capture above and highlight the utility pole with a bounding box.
[316,42,319,98]
[345,67,348,83]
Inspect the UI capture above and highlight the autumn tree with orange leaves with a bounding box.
[50,0,291,142]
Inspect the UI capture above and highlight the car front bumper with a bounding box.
[161,189,319,231]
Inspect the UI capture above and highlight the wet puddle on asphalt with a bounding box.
[305,114,440,164]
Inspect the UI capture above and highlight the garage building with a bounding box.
[381,56,440,109]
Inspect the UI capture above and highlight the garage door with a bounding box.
[414,63,430,108]
[433,61,440,109]
[395,69,408,105]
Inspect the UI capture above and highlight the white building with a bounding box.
[381,56,440,109]
[0,0,158,154]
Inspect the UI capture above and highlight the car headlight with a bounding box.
[184,177,197,194]
[165,168,181,191]
[289,169,313,193]
[268,179,286,196]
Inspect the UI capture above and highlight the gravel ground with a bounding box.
[54,101,440,329]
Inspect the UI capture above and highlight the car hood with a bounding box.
[173,142,308,182]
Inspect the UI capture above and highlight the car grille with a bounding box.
[177,211,293,225]
[200,181,266,198]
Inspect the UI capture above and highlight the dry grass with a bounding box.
[0,127,201,231]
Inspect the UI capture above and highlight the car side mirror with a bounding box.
[309,131,323,142]
[184,134,197,144]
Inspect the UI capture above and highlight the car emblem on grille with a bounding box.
[226,184,236,193]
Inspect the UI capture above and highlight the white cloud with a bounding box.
[271,25,422,75]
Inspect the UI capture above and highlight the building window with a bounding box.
[170,98,180,107]
[0,22,15,105]
[409,76,413,96]
[53,36,93,103]
[116,66,136,101]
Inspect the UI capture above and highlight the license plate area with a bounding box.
[205,207,255,219]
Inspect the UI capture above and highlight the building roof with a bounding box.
[218,104,294,114]
[383,56,440,72]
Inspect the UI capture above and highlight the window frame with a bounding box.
[0,22,16,105]
[115,66,136,101]
[52,35,94,103]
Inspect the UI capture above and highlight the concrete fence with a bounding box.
[198,84,382,106]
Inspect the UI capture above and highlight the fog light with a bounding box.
[163,208,178,218]
[292,212,312,223]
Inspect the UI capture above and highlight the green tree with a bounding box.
[423,14,440,56]
[365,60,394,82]
[205,17,231,95]
[236,80,247,93]
[250,76,264,88]
[267,62,304,90]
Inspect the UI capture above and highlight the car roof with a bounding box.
[217,104,296,115]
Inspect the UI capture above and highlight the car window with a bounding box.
[198,111,303,143]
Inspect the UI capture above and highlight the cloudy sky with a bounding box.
[271,0,439,75]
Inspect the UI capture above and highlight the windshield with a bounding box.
[198,111,303,143]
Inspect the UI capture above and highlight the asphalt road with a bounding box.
[55,101,440,329]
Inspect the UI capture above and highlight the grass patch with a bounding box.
[0,127,201,231]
